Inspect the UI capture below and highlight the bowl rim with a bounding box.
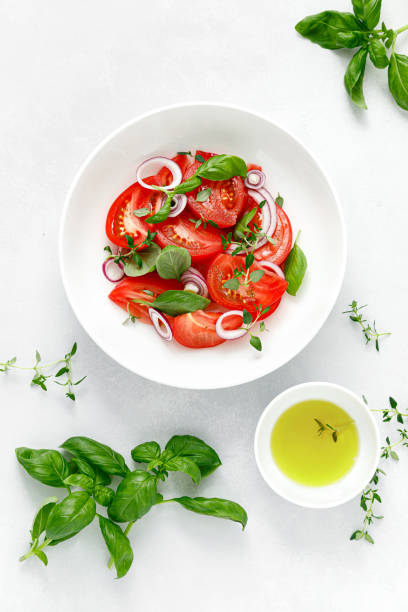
[254,381,381,509]
[59,102,347,389]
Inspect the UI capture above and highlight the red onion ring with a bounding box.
[227,188,277,255]
[102,258,125,283]
[148,308,173,341]
[258,260,285,279]
[244,169,266,190]
[180,267,209,297]
[168,193,187,218]
[215,310,247,341]
[136,156,182,191]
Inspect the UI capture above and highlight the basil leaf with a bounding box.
[148,290,209,316]
[60,436,129,477]
[196,187,212,202]
[163,456,201,485]
[173,176,202,194]
[69,456,95,480]
[93,485,114,507]
[98,516,133,579]
[156,246,191,281]
[131,441,161,464]
[233,208,257,241]
[344,47,369,109]
[46,492,96,540]
[34,550,48,566]
[165,435,221,478]
[352,0,382,30]
[223,278,239,291]
[295,11,368,50]
[146,195,172,224]
[196,155,247,180]
[64,473,94,493]
[31,497,59,539]
[388,53,408,111]
[133,207,150,218]
[168,497,248,530]
[108,471,157,523]
[16,447,70,488]
[123,243,161,277]
[284,234,307,296]
[249,270,264,284]
[368,39,389,69]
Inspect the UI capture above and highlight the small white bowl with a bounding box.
[254,382,380,509]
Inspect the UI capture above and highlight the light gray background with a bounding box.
[1,1,407,610]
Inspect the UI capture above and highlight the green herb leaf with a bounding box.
[196,155,247,181]
[223,278,239,291]
[344,47,369,109]
[31,497,59,539]
[131,441,161,464]
[249,335,262,351]
[108,471,157,523]
[123,243,161,277]
[167,497,248,530]
[368,39,389,69]
[195,154,205,163]
[163,456,201,485]
[352,0,382,30]
[34,550,48,565]
[242,309,252,325]
[196,187,212,202]
[133,207,151,218]
[284,232,307,296]
[177,151,192,156]
[15,448,70,488]
[61,437,129,477]
[249,270,264,284]
[165,435,221,478]
[46,492,96,540]
[155,245,191,280]
[350,529,364,540]
[295,11,368,50]
[173,176,202,194]
[388,53,408,111]
[275,194,284,208]
[93,485,115,507]
[98,516,133,579]
[145,195,172,224]
[64,473,94,493]
[143,290,210,317]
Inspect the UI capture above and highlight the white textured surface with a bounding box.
[1,1,407,610]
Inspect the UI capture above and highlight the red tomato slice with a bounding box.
[254,205,293,265]
[183,150,246,228]
[108,274,182,324]
[155,212,222,261]
[207,253,288,317]
[173,309,242,349]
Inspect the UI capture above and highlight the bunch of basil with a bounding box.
[16,435,247,579]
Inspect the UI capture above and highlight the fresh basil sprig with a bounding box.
[18,434,247,579]
[284,231,308,296]
[134,289,210,316]
[296,2,408,110]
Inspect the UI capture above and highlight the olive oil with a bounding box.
[271,399,359,487]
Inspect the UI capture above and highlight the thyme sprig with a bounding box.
[104,231,157,270]
[343,300,391,351]
[0,343,85,401]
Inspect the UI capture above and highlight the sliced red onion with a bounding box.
[136,156,182,191]
[168,193,187,218]
[227,188,277,255]
[244,169,266,190]
[148,308,173,341]
[215,310,247,341]
[258,260,285,279]
[180,267,209,297]
[102,258,125,282]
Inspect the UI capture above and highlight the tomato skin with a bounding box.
[206,253,288,317]
[155,212,222,261]
[108,274,182,324]
[254,205,293,266]
[172,309,242,349]
[183,151,246,228]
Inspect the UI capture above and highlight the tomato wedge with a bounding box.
[173,310,242,349]
[183,150,246,228]
[108,274,182,324]
[207,253,288,317]
[155,212,222,261]
[254,205,293,265]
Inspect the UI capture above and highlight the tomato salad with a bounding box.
[103,151,307,350]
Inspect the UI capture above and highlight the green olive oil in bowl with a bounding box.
[271,399,359,487]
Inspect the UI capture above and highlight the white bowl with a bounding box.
[254,382,380,508]
[60,103,346,389]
